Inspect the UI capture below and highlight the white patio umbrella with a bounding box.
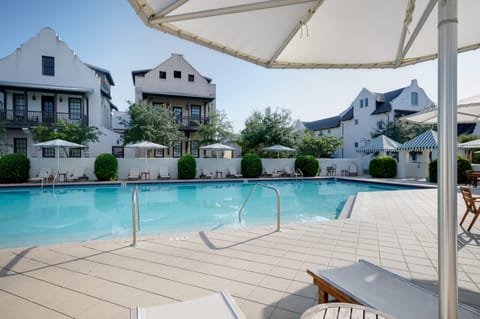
[261,144,296,158]
[129,1,480,318]
[403,95,480,124]
[200,143,237,174]
[32,138,84,173]
[125,141,167,171]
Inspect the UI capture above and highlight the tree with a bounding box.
[31,120,101,144]
[122,102,185,146]
[197,109,234,144]
[239,107,297,154]
[297,130,343,158]
[370,119,430,144]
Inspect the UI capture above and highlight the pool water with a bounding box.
[0,180,412,248]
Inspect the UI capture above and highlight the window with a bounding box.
[173,70,181,79]
[69,98,81,120]
[14,94,25,119]
[327,129,331,134]
[411,92,419,105]
[191,105,201,121]
[173,106,182,123]
[364,98,368,107]
[42,56,55,76]
[188,74,195,82]
[154,148,164,158]
[354,142,359,148]
[159,71,166,79]
[43,148,55,158]
[173,141,182,157]
[360,100,363,108]
[191,140,199,158]
[112,146,124,158]
[69,148,82,158]
[14,138,27,156]
[354,119,359,125]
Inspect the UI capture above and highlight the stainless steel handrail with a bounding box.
[131,185,140,246]
[238,183,281,231]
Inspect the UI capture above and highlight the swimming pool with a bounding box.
[0,179,413,248]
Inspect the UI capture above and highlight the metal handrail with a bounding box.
[131,185,140,246]
[238,183,281,231]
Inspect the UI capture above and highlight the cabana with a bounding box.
[397,130,438,179]
[356,135,400,173]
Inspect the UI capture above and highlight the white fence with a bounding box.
[28,157,360,181]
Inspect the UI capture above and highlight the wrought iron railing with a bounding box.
[0,110,87,127]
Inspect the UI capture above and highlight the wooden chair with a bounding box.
[459,186,480,232]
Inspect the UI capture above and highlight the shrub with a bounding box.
[178,154,196,179]
[295,155,320,177]
[241,153,262,178]
[369,156,397,178]
[94,153,118,181]
[429,156,472,183]
[0,153,30,183]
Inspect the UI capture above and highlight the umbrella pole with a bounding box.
[438,1,458,319]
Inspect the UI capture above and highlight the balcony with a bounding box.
[177,116,209,130]
[0,110,88,128]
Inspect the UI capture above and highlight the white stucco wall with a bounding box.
[134,54,215,101]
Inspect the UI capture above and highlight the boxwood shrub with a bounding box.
[178,154,196,179]
[368,156,397,178]
[429,156,472,183]
[94,153,118,181]
[295,155,320,177]
[241,153,262,178]
[0,153,30,183]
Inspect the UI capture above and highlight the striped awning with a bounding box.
[356,135,400,153]
[397,130,438,151]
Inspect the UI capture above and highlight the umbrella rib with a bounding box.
[150,0,316,24]
[267,0,324,67]
[395,0,437,67]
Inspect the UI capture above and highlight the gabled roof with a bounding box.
[397,130,438,151]
[303,116,340,131]
[131,69,151,85]
[340,107,354,121]
[357,135,400,153]
[86,64,115,86]
[371,88,405,115]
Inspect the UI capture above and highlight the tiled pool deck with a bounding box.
[1,182,479,318]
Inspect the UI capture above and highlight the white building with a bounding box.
[303,80,435,168]
[0,27,118,158]
[131,53,216,158]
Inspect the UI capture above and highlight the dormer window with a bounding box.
[173,70,181,79]
[159,71,166,79]
[42,56,55,76]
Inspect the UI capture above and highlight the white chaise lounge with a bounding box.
[307,260,480,319]
[131,290,246,319]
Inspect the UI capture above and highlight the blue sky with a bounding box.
[1,0,480,132]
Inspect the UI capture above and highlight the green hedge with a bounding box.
[295,155,320,177]
[241,153,262,178]
[177,154,196,179]
[94,153,118,181]
[0,153,30,183]
[429,156,472,183]
[369,156,397,178]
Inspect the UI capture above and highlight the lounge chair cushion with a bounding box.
[307,260,480,319]
[131,290,245,319]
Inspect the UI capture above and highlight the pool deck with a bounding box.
[1,178,480,318]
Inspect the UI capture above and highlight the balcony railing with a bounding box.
[0,110,88,127]
[177,116,209,130]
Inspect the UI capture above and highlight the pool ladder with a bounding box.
[131,185,141,246]
[238,183,281,232]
